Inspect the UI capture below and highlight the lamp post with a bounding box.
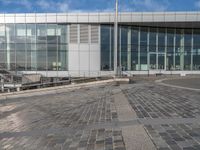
[114,0,118,77]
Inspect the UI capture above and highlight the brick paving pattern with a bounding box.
[0,79,200,150]
[0,85,126,150]
[123,83,200,150]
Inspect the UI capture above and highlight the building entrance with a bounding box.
[149,52,165,70]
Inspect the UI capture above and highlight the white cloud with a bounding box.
[36,0,69,12]
[131,0,169,11]
[0,0,32,10]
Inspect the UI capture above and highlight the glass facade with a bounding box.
[101,25,200,71]
[0,23,68,71]
[1,22,200,73]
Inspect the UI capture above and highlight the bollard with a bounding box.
[1,78,4,92]
[17,87,20,92]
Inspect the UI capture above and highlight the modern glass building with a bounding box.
[0,12,200,77]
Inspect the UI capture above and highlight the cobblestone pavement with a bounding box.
[0,79,200,150]
[163,78,200,89]
[123,82,200,150]
[0,84,126,150]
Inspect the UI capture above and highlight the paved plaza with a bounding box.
[0,78,200,150]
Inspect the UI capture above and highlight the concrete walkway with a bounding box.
[113,87,156,150]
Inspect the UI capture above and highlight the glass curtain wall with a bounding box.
[131,27,139,71]
[101,25,114,70]
[101,25,200,71]
[0,23,68,71]
[193,29,200,70]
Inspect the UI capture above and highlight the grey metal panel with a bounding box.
[46,14,57,23]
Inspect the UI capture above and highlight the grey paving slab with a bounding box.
[0,83,126,150]
[123,81,200,150]
[163,78,200,89]
[1,79,200,150]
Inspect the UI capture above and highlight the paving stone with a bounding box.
[1,79,200,150]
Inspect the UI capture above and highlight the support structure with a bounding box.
[127,28,132,71]
[114,0,118,76]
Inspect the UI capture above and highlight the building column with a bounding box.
[173,29,176,69]
[109,26,112,70]
[127,27,131,71]
[138,27,141,71]
[147,27,150,70]
[6,28,10,70]
[180,29,184,70]
[191,29,194,71]
[164,28,167,71]
[156,28,158,69]
[119,28,121,68]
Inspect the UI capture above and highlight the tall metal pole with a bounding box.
[114,0,118,77]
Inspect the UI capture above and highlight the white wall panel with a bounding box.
[26,16,36,23]
[15,16,26,23]
[143,14,153,22]
[175,14,186,22]
[99,14,110,23]
[153,14,165,22]
[90,44,100,52]
[165,13,176,22]
[132,13,142,22]
[47,15,57,23]
[68,50,79,71]
[69,44,79,51]
[185,13,197,21]
[90,51,100,71]
[120,14,132,22]
[0,17,4,23]
[89,14,99,22]
[80,51,89,71]
[5,14,15,23]
[79,44,89,51]
[78,14,89,23]
[57,15,67,22]
[109,14,115,23]
[68,14,78,23]
[36,14,46,23]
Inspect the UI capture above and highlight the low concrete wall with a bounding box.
[0,78,129,100]
[22,74,41,83]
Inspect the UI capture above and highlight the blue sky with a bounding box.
[0,0,200,13]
